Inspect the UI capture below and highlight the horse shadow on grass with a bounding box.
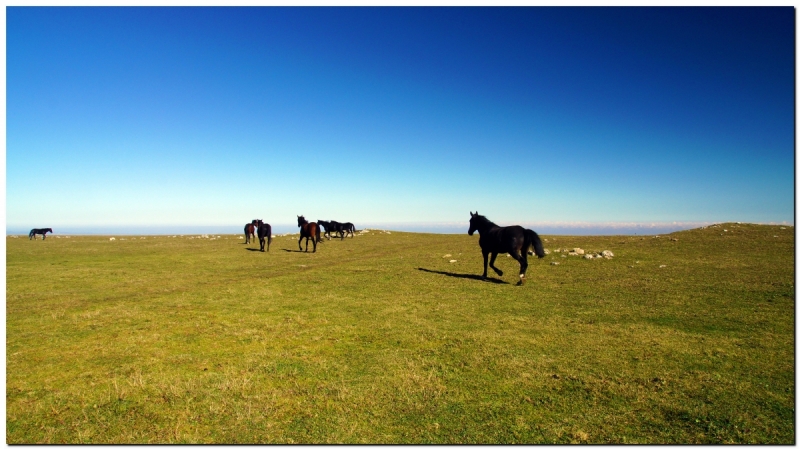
[416,268,509,284]
[244,248,262,252]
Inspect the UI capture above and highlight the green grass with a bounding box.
[6,224,795,443]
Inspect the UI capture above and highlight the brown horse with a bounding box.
[297,215,321,252]
[244,220,257,244]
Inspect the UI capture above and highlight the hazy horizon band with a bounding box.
[7,221,792,237]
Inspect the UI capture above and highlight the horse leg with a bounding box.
[299,236,303,251]
[481,250,489,279]
[508,249,528,285]
[489,252,503,276]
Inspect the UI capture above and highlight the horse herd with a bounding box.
[243,216,356,253]
[242,212,546,285]
[243,219,273,252]
[28,212,546,286]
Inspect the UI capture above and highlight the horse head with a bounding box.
[297,215,307,227]
[468,211,479,235]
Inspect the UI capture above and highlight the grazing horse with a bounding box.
[29,228,53,240]
[256,220,272,252]
[297,215,321,252]
[317,220,335,240]
[341,222,355,238]
[467,211,545,285]
[244,220,257,244]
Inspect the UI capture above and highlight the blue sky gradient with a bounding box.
[7,7,795,234]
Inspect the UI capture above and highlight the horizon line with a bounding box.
[6,220,793,237]
[6,220,794,228]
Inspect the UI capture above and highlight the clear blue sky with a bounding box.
[7,7,795,234]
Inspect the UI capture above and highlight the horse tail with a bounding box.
[525,229,545,258]
[315,223,322,243]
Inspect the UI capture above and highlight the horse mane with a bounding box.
[472,213,498,229]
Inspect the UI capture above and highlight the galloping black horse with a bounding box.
[330,220,345,239]
[256,220,272,252]
[468,211,545,285]
[297,215,322,252]
[341,222,355,238]
[29,228,53,240]
[244,220,257,244]
[317,220,336,240]
[320,220,347,240]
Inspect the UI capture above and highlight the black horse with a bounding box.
[256,220,272,252]
[329,220,345,240]
[320,220,347,240]
[244,220,257,244]
[341,222,355,238]
[29,228,53,240]
[297,215,322,252]
[317,220,337,240]
[468,211,545,285]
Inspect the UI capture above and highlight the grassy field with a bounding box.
[6,224,795,443]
